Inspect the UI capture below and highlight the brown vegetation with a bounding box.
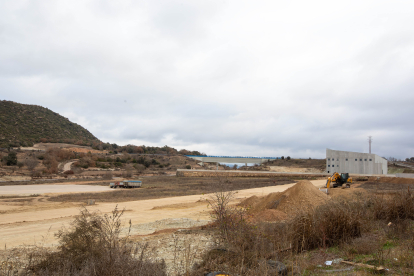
[1,207,166,275]
[195,183,414,275]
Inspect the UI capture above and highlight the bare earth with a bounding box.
[0,180,326,249]
[0,184,111,196]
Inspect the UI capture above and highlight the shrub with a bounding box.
[372,189,414,221]
[75,157,96,169]
[31,170,42,178]
[288,197,365,252]
[25,158,39,171]
[185,165,191,169]
[28,207,166,275]
[64,170,74,175]
[134,164,146,173]
[42,152,59,174]
[17,161,24,168]
[144,160,151,168]
[137,156,146,165]
[6,152,17,166]
[102,172,113,180]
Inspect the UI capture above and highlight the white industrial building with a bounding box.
[326,149,388,175]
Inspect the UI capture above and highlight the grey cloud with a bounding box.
[1,0,414,159]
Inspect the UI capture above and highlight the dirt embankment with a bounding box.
[239,180,329,222]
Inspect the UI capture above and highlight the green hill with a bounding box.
[0,100,100,148]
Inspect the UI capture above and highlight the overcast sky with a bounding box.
[1,0,414,159]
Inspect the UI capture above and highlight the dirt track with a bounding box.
[62,161,76,172]
[0,184,111,196]
[0,180,326,248]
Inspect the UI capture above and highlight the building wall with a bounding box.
[326,149,388,175]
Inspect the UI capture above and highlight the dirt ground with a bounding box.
[0,184,112,196]
[0,180,326,249]
[18,143,104,153]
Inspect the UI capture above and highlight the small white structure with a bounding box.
[326,149,387,175]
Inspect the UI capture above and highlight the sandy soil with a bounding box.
[19,143,105,153]
[269,166,323,173]
[0,180,326,249]
[62,161,75,172]
[0,184,112,196]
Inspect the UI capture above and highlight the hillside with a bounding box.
[0,100,100,148]
[264,158,326,170]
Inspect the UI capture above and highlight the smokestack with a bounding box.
[368,136,372,154]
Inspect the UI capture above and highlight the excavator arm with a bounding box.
[326,172,340,188]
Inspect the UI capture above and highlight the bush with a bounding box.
[288,198,365,252]
[6,152,17,166]
[144,160,151,168]
[134,164,146,173]
[31,170,42,178]
[25,158,39,171]
[185,165,191,169]
[373,189,414,221]
[28,207,166,275]
[102,171,113,180]
[75,157,96,169]
[137,156,146,165]
[64,170,74,175]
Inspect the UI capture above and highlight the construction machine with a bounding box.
[325,172,352,188]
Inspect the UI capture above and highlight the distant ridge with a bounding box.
[0,100,100,148]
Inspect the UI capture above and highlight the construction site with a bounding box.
[1,143,414,275]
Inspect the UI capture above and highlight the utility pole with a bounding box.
[368,136,372,154]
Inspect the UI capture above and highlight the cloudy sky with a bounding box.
[1,0,414,159]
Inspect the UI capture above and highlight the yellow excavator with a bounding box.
[325,172,352,188]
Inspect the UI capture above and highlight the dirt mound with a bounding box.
[250,209,288,223]
[237,195,261,208]
[243,181,328,221]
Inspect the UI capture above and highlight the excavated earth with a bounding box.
[0,179,328,272]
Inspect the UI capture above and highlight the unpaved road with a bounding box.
[62,161,76,172]
[0,184,111,196]
[0,180,326,248]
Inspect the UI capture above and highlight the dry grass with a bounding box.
[197,186,414,275]
[372,188,414,221]
[288,196,368,253]
[3,179,414,275]
[1,207,166,276]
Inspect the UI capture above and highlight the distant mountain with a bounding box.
[0,100,100,148]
